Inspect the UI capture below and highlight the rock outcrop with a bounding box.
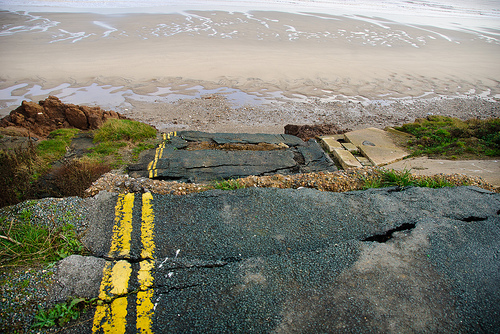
[0,96,128,137]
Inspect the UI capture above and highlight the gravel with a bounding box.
[0,196,93,333]
[85,167,498,197]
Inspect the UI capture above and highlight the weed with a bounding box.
[18,208,33,222]
[49,157,111,197]
[396,116,500,158]
[212,179,246,190]
[33,297,93,328]
[363,169,455,190]
[0,142,39,207]
[0,218,85,268]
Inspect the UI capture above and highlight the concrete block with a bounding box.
[332,148,363,169]
[356,156,373,166]
[344,128,409,166]
[320,137,343,152]
[341,142,358,153]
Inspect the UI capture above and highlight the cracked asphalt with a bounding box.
[54,186,500,333]
[128,131,337,182]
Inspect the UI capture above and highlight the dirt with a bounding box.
[284,123,350,141]
[186,141,288,151]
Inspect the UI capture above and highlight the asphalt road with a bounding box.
[54,186,500,333]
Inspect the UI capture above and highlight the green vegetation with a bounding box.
[93,119,157,142]
[33,297,95,329]
[212,179,246,190]
[90,119,158,167]
[0,119,159,207]
[0,210,84,268]
[51,156,112,198]
[395,116,500,158]
[362,169,455,189]
[37,128,80,165]
[0,142,39,207]
[132,142,158,159]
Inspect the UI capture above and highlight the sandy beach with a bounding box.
[1,2,499,133]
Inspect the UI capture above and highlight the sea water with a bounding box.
[0,0,499,112]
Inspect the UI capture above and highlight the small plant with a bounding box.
[212,179,246,190]
[33,297,93,328]
[362,169,455,190]
[0,216,85,268]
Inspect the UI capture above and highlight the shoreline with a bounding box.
[1,9,499,133]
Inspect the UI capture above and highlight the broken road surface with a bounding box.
[54,186,500,333]
[128,131,337,182]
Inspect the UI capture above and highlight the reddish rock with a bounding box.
[65,105,88,129]
[0,96,128,137]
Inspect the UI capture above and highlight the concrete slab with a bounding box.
[319,137,342,152]
[332,148,363,169]
[341,142,358,153]
[386,157,500,188]
[356,156,373,167]
[344,127,409,166]
[332,134,346,141]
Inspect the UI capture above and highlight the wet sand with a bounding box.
[0,10,499,132]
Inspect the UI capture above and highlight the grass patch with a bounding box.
[395,116,500,158]
[363,169,455,190]
[90,119,158,167]
[37,128,80,165]
[93,119,156,143]
[212,179,246,190]
[0,213,84,268]
[33,297,95,329]
[132,142,158,160]
[0,129,82,207]
[0,120,159,207]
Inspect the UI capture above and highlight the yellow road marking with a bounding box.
[148,131,177,178]
[93,260,133,332]
[93,194,134,332]
[109,193,134,258]
[94,192,157,333]
[137,260,155,334]
[141,192,155,259]
[137,192,156,333]
[93,194,134,333]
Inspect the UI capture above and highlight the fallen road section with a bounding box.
[52,186,500,333]
[128,131,337,182]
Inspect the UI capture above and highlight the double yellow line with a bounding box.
[148,132,177,178]
[92,192,156,333]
